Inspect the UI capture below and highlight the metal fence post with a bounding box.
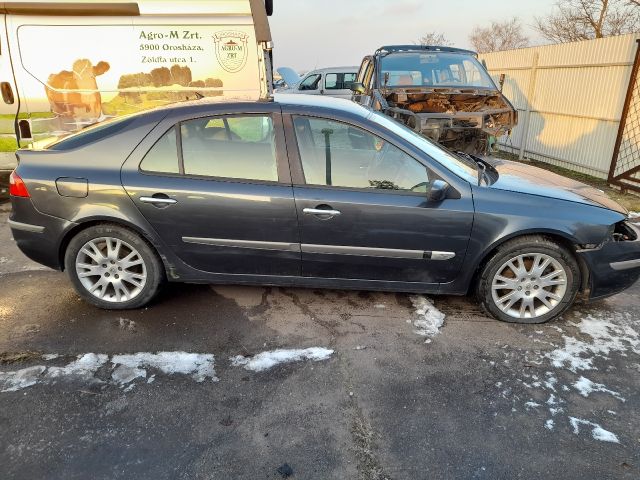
[608,39,640,188]
[519,52,539,160]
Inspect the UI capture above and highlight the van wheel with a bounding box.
[265,0,273,15]
[476,236,580,324]
[64,224,163,310]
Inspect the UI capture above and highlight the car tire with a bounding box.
[64,224,164,310]
[476,235,581,324]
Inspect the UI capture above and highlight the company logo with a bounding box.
[214,31,249,73]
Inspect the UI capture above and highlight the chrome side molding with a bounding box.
[181,236,456,261]
[301,244,424,259]
[182,237,300,252]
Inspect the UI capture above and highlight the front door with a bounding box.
[287,114,474,285]
[296,74,322,95]
[122,108,301,276]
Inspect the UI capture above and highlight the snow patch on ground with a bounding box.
[499,310,638,443]
[546,315,639,372]
[409,296,445,340]
[0,352,218,392]
[46,353,108,380]
[573,376,625,401]
[111,352,217,384]
[230,347,334,372]
[0,366,46,392]
[569,417,620,443]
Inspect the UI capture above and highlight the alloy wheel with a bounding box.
[75,237,147,303]
[491,253,568,320]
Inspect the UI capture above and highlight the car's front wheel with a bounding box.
[477,236,581,323]
[64,224,164,309]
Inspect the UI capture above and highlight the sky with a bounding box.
[269,0,558,71]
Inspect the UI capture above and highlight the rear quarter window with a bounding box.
[48,116,138,151]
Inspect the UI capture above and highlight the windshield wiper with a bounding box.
[454,150,492,186]
[476,160,486,186]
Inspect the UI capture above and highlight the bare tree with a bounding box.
[469,18,529,53]
[534,0,640,43]
[416,32,454,47]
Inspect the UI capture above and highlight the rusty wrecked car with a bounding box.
[351,45,517,155]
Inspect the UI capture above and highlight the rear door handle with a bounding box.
[140,195,177,206]
[303,208,341,217]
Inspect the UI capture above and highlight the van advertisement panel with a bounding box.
[7,23,263,146]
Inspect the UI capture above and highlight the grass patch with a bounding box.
[0,351,42,364]
[0,112,56,120]
[0,137,17,152]
[494,149,640,212]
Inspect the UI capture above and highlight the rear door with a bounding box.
[284,111,474,285]
[122,105,301,276]
[323,72,357,99]
[0,14,19,154]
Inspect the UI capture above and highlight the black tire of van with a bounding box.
[265,0,273,16]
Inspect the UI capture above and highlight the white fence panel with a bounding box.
[480,34,639,179]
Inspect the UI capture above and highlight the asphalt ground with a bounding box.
[0,202,639,480]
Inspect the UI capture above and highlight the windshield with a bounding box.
[368,109,478,182]
[379,52,496,89]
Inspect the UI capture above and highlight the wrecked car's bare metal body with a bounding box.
[353,46,517,155]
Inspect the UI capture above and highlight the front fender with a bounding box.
[440,188,624,294]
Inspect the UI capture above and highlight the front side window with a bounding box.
[298,74,321,91]
[325,73,357,90]
[293,116,429,192]
[181,115,278,181]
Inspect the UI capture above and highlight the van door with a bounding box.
[0,14,19,155]
[323,72,357,99]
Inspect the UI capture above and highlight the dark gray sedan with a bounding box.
[8,94,640,323]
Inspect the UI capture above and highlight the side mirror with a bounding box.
[350,82,366,94]
[427,179,449,202]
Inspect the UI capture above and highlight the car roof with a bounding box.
[375,45,477,56]
[273,93,371,117]
[304,66,359,75]
[134,93,371,119]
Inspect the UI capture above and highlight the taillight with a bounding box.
[9,171,29,198]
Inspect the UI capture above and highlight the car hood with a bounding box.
[277,67,301,87]
[485,158,628,215]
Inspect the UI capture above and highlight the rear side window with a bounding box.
[180,115,277,181]
[140,127,179,174]
[49,116,138,151]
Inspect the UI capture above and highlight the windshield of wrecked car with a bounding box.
[379,52,495,89]
[368,109,478,183]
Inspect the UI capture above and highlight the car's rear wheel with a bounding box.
[64,224,163,309]
[477,236,580,323]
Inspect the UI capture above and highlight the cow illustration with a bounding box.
[45,59,110,121]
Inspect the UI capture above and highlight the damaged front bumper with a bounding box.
[578,220,640,300]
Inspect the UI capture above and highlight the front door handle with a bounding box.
[140,195,177,206]
[303,207,341,217]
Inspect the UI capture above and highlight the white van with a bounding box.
[0,0,274,150]
[276,66,358,99]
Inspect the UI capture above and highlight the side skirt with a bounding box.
[167,271,446,295]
